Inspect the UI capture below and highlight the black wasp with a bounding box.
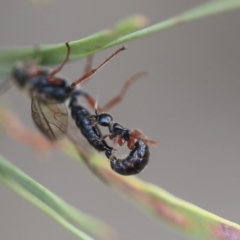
[10,42,158,175]
[11,44,72,141]
[11,42,125,141]
[71,70,159,176]
[84,108,158,175]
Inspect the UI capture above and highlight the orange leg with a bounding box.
[71,46,126,87]
[47,42,70,83]
[99,71,148,112]
[82,55,94,83]
[73,50,146,114]
[82,72,148,112]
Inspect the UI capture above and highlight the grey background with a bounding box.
[0,0,240,239]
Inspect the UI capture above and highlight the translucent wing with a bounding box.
[31,97,68,141]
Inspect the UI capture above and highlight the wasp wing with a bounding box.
[31,97,68,141]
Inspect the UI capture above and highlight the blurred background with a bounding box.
[0,0,240,239]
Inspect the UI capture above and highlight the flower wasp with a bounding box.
[10,43,126,142]
[11,46,72,141]
[9,42,158,175]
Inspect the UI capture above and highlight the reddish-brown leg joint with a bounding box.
[46,42,71,83]
[71,46,126,88]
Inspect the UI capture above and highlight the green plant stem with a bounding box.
[0,175,95,240]
[106,0,240,47]
[66,148,240,240]
[0,154,113,240]
[1,0,240,75]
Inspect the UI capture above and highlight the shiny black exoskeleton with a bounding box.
[91,111,132,143]
[10,43,153,176]
[11,42,95,141]
[10,43,127,142]
[71,105,150,175]
[69,95,112,153]
[27,73,73,103]
[105,140,149,176]
[89,111,151,175]
[12,64,74,102]
[11,62,76,141]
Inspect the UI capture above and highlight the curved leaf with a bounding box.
[63,140,240,240]
[0,0,240,76]
[0,154,114,240]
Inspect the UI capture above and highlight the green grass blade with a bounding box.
[0,154,114,240]
[0,15,147,67]
[1,0,240,239]
[106,0,240,47]
[0,175,94,240]
[62,141,240,240]
[1,0,240,77]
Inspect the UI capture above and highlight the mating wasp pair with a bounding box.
[9,43,158,175]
